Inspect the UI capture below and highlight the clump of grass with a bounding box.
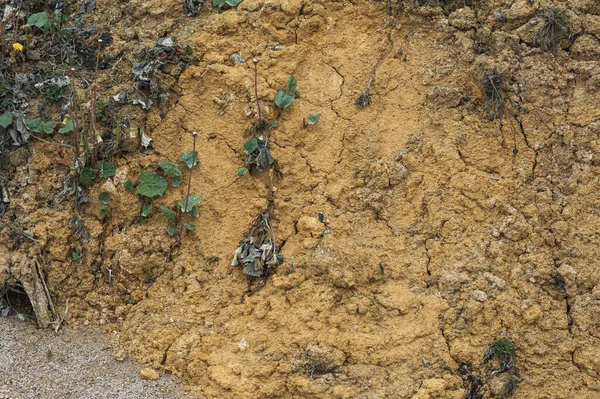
[483,336,515,374]
[534,6,570,56]
[482,71,505,121]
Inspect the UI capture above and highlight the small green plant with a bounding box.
[483,336,515,373]
[301,113,321,129]
[46,349,53,359]
[213,0,243,10]
[274,76,298,109]
[98,192,110,215]
[534,6,570,56]
[71,248,82,261]
[43,84,65,104]
[237,167,249,176]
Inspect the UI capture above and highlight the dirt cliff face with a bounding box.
[2,0,600,397]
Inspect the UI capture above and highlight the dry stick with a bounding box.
[177,131,198,242]
[0,217,38,242]
[68,68,83,216]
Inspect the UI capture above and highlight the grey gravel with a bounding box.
[0,317,192,399]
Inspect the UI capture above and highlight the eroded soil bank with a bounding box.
[2,0,600,398]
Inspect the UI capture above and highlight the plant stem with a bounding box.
[253,58,262,123]
[177,132,197,242]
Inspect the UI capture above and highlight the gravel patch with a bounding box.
[0,317,192,399]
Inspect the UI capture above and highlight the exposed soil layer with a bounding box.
[2,0,600,398]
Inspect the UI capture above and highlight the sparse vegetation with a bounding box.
[482,71,504,121]
[534,6,570,56]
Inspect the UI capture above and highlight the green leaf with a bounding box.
[158,160,182,177]
[124,180,134,191]
[26,118,55,134]
[237,167,248,176]
[271,121,279,128]
[167,226,177,237]
[172,176,181,187]
[79,168,97,185]
[308,113,321,125]
[244,138,258,155]
[140,217,147,225]
[179,151,199,169]
[28,12,49,29]
[98,162,116,178]
[98,191,110,204]
[42,121,56,134]
[136,171,168,197]
[141,204,153,217]
[72,248,82,260]
[213,0,242,7]
[99,204,108,215]
[286,75,297,95]
[160,205,177,224]
[184,223,196,232]
[0,112,13,128]
[58,120,74,134]
[178,195,202,213]
[274,89,295,109]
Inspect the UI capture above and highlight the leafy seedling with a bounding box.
[274,76,298,109]
[245,138,274,172]
[136,171,168,197]
[72,248,82,260]
[98,162,116,178]
[483,336,515,373]
[301,113,321,129]
[534,6,570,56]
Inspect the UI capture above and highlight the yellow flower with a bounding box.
[12,43,24,52]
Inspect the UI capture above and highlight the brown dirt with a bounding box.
[3,0,600,398]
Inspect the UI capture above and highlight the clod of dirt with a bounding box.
[141,367,160,380]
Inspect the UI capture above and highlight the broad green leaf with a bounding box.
[0,112,12,128]
[286,76,297,95]
[178,195,202,213]
[28,12,49,29]
[98,161,116,178]
[26,118,44,133]
[124,180,134,191]
[308,113,321,125]
[160,205,177,224]
[237,167,248,176]
[98,191,110,204]
[184,223,196,232]
[58,120,74,134]
[99,204,108,215]
[42,121,56,134]
[167,226,177,237]
[172,176,181,187]
[244,138,258,155]
[141,204,153,217]
[79,167,97,185]
[274,89,295,109]
[179,151,199,169]
[136,171,168,197]
[158,160,182,177]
